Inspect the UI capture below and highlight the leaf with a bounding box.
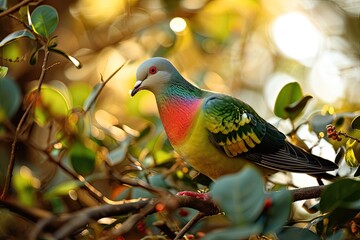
[44,180,83,200]
[68,82,92,107]
[132,174,169,199]
[210,167,266,226]
[351,115,360,130]
[309,113,334,134]
[83,83,102,112]
[32,85,71,126]
[274,82,303,120]
[0,0,7,11]
[0,77,22,122]
[354,166,360,177]
[204,225,263,240]
[49,48,82,69]
[12,167,38,207]
[277,227,320,240]
[0,29,36,47]
[0,66,8,78]
[284,95,313,120]
[320,178,360,212]
[30,5,59,37]
[262,190,292,234]
[344,139,359,167]
[18,6,29,23]
[30,48,39,65]
[69,140,96,176]
[108,138,131,165]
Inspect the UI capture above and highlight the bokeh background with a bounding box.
[0,0,359,238]
[2,0,359,123]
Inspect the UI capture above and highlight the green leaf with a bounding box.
[262,190,292,234]
[30,48,39,65]
[204,225,263,240]
[12,167,38,207]
[0,29,36,47]
[69,140,96,176]
[31,5,59,37]
[277,227,320,240]
[284,95,313,121]
[0,0,7,11]
[210,167,266,226]
[83,83,102,112]
[33,85,71,126]
[68,82,92,107]
[274,82,303,120]
[351,115,360,130]
[0,66,8,78]
[44,180,83,200]
[49,48,82,69]
[0,77,22,122]
[320,178,360,212]
[344,139,359,167]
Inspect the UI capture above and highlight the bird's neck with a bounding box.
[156,83,203,146]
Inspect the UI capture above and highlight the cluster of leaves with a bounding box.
[274,82,360,174]
[0,2,359,240]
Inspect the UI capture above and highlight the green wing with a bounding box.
[203,94,276,157]
[203,94,338,173]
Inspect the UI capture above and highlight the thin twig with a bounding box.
[83,60,129,113]
[174,212,206,240]
[1,48,50,199]
[109,200,157,238]
[26,141,106,203]
[0,0,44,18]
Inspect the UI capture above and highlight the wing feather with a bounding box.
[203,94,338,173]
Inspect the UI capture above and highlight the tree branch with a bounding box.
[0,0,45,18]
[1,47,50,199]
[291,185,327,201]
[4,184,328,239]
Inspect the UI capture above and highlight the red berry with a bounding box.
[178,208,189,217]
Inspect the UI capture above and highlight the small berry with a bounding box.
[178,208,189,217]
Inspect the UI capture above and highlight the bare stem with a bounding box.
[174,212,206,240]
[1,48,50,199]
[83,60,129,113]
[0,0,45,18]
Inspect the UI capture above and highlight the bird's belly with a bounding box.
[176,115,250,180]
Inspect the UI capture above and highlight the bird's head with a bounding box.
[130,57,178,96]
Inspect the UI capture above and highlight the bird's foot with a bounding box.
[176,191,211,201]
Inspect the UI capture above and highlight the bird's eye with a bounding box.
[149,66,158,75]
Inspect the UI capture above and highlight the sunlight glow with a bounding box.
[271,12,323,65]
[170,17,187,33]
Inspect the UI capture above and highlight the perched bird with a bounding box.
[131,57,338,181]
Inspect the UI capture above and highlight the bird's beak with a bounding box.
[130,80,142,97]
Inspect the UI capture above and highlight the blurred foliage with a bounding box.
[0,0,359,239]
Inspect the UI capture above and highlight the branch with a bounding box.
[83,60,129,113]
[0,0,45,18]
[1,47,50,199]
[27,195,220,239]
[4,184,328,239]
[174,212,206,240]
[291,185,327,201]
